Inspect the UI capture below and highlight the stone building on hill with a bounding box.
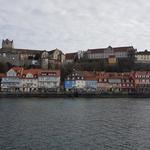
[135,50,150,64]
[0,39,65,69]
[0,39,43,67]
[85,46,136,67]
[41,48,65,69]
[86,46,136,60]
[2,39,14,49]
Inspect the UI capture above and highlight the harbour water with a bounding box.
[0,98,150,150]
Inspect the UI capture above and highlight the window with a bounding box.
[3,53,6,57]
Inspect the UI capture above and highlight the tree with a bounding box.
[0,62,13,73]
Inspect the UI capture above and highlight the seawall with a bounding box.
[0,93,150,98]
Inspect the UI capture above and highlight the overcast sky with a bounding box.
[0,0,150,52]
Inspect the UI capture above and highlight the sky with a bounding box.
[0,0,150,52]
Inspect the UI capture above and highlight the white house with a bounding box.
[38,70,61,92]
[1,67,23,92]
[75,80,86,89]
[1,67,61,93]
[20,69,40,93]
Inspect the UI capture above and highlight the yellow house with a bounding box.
[108,55,117,65]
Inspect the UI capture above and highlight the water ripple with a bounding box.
[0,98,150,150]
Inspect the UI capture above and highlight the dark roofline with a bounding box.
[0,48,45,53]
[87,46,135,53]
[136,51,150,55]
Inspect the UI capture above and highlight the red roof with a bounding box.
[11,67,24,74]
[22,69,41,77]
[39,70,61,77]
[8,67,61,78]
[72,71,96,80]
[0,73,5,78]
[84,76,97,80]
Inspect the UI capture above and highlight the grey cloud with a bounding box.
[0,0,150,52]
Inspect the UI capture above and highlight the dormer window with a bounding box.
[22,74,26,78]
[34,74,38,78]
[17,73,20,77]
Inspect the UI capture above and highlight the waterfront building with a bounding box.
[84,75,97,92]
[20,69,40,92]
[38,70,61,92]
[64,80,75,91]
[64,71,85,91]
[96,72,135,93]
[0,73,5,92]
[107,73,122,93]
[96,72,110,93]
[96,72,121,93]
[1,67,61,93]
[121,72,135,93]
[1,67,23,92]
[64,70,97,92]
[134,71,150,93]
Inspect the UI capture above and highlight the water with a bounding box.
[0,98,150,150]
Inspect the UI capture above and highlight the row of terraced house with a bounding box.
[0,67,150,94]
[0,67,60,93]
[64,70,150,94]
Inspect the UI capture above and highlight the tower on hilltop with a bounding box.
[2,39,14,49]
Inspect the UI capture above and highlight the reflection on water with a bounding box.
[0,98,150,150]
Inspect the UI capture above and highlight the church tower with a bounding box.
[2,39,14,49]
